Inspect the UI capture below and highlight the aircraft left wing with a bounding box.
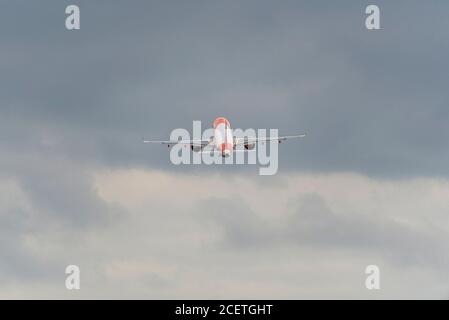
[143,138,210,147]
[235,133,306,146]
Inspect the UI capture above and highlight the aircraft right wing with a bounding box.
[234,133,306,147]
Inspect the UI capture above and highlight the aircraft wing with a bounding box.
[143,138,210,147]
[235,133,306,146]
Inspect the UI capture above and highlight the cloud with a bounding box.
[1,1,449,175]
[194,175,449,270]
[76,169,449,298]
[1,0,449,299]
[0,167,448,298]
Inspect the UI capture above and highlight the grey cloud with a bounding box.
[0,149,119,227]
[0,195,60,282]
[1,0,449,298]
[202,193,449,269]
[286,194,448,268]
[1,0,448,176]
[0,149,122,284]
[1,169,448,298]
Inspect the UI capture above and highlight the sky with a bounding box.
[0,0,449,299]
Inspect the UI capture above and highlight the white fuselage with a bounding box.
[213,117,234,157]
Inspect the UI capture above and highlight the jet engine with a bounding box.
[244,143,255,150]
[191,145,203,152]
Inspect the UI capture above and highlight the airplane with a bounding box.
[143,117,306,158]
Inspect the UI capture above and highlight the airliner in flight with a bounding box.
[143,117,306,158]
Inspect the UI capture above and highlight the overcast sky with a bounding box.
[1,0,449,299]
